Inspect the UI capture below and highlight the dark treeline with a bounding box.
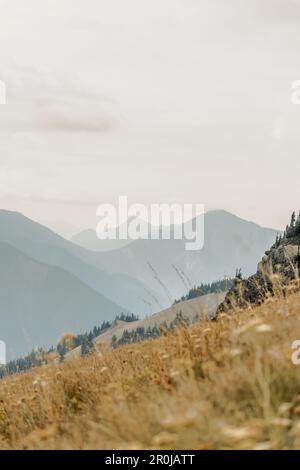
[174,278,234,304]
[111,325,160,348]
[2,281,232,378]
[0,348,48,377]
[273,211,300,248]
[59,312,140,359]
[1,276,239,378]
[112,312,196,348]
[0,312,139,378]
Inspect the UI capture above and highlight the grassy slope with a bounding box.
[1,286,300,449]
[65,292,226,360]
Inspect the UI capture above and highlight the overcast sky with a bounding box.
[0,0,300,235]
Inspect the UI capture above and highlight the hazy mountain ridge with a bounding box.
[0,208,278,358]
[0,209,278,314]
[71,228,133,252]
[0,210,162,314]
[0,242,126,359]
[90,210,278,304]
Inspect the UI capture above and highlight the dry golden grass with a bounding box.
[2,288,300,449]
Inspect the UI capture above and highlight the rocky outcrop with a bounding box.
[217,242,300,314]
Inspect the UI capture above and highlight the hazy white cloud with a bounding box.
[0,65,120,132]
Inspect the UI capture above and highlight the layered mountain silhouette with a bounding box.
[0,210,162,315]
[71,229,133,252]
[86,210,278,304]
[0,209,277,358]
[0,243,125,359]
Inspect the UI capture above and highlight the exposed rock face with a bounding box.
[217,243,300,314]
[259,244,299,282]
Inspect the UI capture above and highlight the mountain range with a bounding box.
[0,208,277,358]
[0,242,125,359]
[79,210,278,306]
